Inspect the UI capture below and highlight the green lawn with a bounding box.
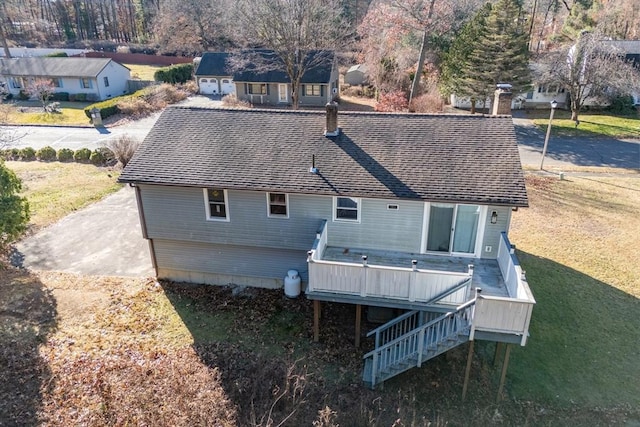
[6,161,122,230]
[532,111,640,138]
[2,101,93,126]
[124,63,163,81]
[509,174,640,407]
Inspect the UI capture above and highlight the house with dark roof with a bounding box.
[194,52,235,96]
[119,87,535,389]
[0,57,130,101]
[231,49,339,106]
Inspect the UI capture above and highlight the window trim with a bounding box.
[203,188,230,222]
[80,77,92,89]
[266,192,289,218]
[10,77,22,89]
[333,196,361,223]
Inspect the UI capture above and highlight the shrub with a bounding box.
[607,95,636,115]
[36,146,57,161]
[51,92,70,102]
[409,90,445,113]
[45,52,68,57]
[1,148,19,160]
[148,84,188,105]
[84,97,121,120]
[117,97,155,118]
[57,148,74,162]
[73,147,92,163]
[0,159,30,251]
[18,90,30,101]
[375,90,409,112]
[221,94,251,108]
[74,93,88,102]
[19,147,36,161]
[106,135,140,167]
[180,80,199,94]
[90,147,115,165]
[154,63,194,84]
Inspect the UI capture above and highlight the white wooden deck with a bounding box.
[321,247,509,298]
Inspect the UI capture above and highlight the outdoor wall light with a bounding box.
[491,211,498,224]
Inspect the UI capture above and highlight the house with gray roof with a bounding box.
[119,88,535,389]
[231,49,339,106]
[194,52,235,96]
[0,57,130,101]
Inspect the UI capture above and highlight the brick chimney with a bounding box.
[492,83,513,115]
[324,102,339,136]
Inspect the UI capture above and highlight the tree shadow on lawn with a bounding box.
[510,251,640,414]
[159,280,638,426]
[0,266,57,426]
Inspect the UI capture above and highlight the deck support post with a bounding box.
[355,304,362,347]
[497,344,512,402]
[493,342,505,367]
[462,340,474,401]
[313,300,321,342]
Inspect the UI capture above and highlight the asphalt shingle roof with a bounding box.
[232,50,334,84]
[119,107,528,207]
[194,52,232,76]
[0,57,119,78]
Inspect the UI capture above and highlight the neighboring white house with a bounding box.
[0,57,130,101]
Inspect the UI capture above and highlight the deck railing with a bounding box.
[471,232,536,346]
[307,221,473,305]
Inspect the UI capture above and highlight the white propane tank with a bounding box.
[284,270,301,298]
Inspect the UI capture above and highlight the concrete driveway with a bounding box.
[12,186,154,277]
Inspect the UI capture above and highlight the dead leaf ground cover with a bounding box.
[1,170,639,425]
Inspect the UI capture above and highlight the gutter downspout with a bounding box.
[133,184,158,276]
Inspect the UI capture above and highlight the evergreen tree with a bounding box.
[441,0,531,113]
[0,159,30,251]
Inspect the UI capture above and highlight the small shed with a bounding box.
[344,64,367,86]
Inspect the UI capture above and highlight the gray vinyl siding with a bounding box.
[154,239,308,283]
[236,82,280,105]
[480,206,512,259]
[299,84,330,106]
[140,185,327,250]
[330,198,423,253]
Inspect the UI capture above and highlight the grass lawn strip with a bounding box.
[509,175,640,407]
[6,161,122,231]
[532,112,640,138]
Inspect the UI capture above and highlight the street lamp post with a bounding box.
[540,99,558,170]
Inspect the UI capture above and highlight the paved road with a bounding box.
[3,95,221,151]
[513,117,640,169]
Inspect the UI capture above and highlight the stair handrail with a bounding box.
[364,297,478,387]
[365,274,473,347]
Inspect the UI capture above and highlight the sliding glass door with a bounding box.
[425,203,481,255]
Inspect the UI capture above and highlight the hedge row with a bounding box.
[83,87,152,120]
[1,146,115,166]
[154,63,193,84]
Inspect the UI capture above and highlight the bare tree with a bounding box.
[232,0,351,109]
[536,30,640,122]
[26,79,56,112]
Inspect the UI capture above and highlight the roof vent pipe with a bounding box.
[324,102,339,136]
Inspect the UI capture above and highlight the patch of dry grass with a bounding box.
[6,161,122,231]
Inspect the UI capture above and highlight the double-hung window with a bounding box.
[267,193,288,218]
[80,78,92,89]
[334,197,360,222]
[248,83,267,94]
[204,188,229,221]
[103,77,110,87]
[306,84,321,96]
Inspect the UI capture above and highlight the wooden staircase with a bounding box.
[362,298,477,389]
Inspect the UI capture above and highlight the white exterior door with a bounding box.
[278,84,288,103]
[220,79,235,95]
[199,78,218,94]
